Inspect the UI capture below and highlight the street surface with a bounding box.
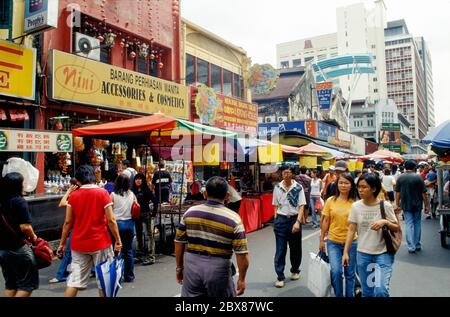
[2,215,449,297]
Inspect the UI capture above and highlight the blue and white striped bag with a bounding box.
[95,255,124,297]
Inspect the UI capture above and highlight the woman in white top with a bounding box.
[111,174,137,283]
[381,169,396,204]
[343,173,400,297]
[309,170,322,228]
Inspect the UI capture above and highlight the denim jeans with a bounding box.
[357,251,394,297]
[117,219,136,282]
[309,196,320,226]
[273,215,302,281]
[327,240,357,297]
[403,210,422,251]
[55,233,72,281]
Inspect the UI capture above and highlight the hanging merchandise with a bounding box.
[57,153,68,175]
[121,143,128,161]
[105,158,109,171]
[132,148,136,159]
[74,137,85,152]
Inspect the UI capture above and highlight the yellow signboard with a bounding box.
[258,144,283,164]
[300,156,317,169]
[48,50,189,119]
[193,143,220,166]
[0,41,36,100]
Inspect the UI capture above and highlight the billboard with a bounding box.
[315,82,333,111]
[380,122,401,153]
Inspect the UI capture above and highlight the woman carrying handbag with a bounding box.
[343,173,400,297]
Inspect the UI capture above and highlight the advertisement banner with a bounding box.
[317,122,336,142]
[0,41,36,100]
[300,156,317,169]
[49,50,189,119]
[0,129,72,152]
[216,95,258,134]
[315,82,333,111]
[381,123,401,131]
[258,121,306,137]
[24,0,58,34]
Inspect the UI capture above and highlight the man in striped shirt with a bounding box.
[174,176,249,297]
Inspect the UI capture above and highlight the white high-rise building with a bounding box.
[336,0,388,103]
[415,37,435,129]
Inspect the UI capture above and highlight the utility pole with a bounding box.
[310,84,314,119]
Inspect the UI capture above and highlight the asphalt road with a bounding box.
[1,214,449,297]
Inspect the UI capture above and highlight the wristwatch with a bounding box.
[176,267,183,273]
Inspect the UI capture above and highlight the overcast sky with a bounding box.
[182,0,450,128]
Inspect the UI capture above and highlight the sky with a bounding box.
[181,0,450,127]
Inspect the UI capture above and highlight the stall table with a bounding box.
[238,197,262,233]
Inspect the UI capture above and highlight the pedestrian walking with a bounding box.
[295,166,311,223]
[272,166,306,288]
[309,170,322,228]
[395,160,429,253]
[57,165,122,297]
[320,173,357,297]
[343,173,400,297]
[174,176,249,297]
[49,181,80,284]
[132,173,156,265]
[0,172,39,297]
[110,174,136,282]
[382,169,396,205]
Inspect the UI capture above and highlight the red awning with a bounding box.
[72,114,177,139]
[9,109,29,121]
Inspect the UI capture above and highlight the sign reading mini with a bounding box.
[48,50,189,119]
[0,129,72,153]
[24,0,58,34]
[315,82,333,111]
[0,40,36,100]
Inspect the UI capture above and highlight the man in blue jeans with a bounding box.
[395,160,429,253]
[272,166,306,288]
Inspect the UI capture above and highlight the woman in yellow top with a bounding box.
[319,173,357,297]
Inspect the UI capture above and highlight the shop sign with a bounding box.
[317,122,336,142]
[0,129,72,152]
[328,130,351,149]
[381,122,401,131]
[315,82,333,111]
[24,0,58,34]
[0,40,36,100]
[48,50,189,119]
[258,120,319,138]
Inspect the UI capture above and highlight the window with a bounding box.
[292,59,301,67]
[0,0,11,28]
[149,58,158,77]
[373,77,378,82]
[100,47,110,64]
[374,89,378,93]
[371,44,376,49]
[136,55,147,74]
[281,61,289,68]
[211,64,221,93]
[233,73,242,98]
[196,58,209,85]
[186,54,195,85]
[304,56,314,63]
[223,69,232,96]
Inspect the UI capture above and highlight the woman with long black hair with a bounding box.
[0,172,39,297]
[132,173,155,265]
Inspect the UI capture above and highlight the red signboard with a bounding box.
[216,95,258,135]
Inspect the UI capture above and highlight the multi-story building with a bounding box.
[385,19,428,141]
[336,0,388,103]
[415,37,435,129]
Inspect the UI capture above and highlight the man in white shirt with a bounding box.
[272,166,306,288]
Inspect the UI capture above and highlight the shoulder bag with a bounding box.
[0,212,53,269]
[131,193,141,220]
[379,201,402,255]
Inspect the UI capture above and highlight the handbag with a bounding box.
[0,212,53,269]
[379,201,402,255]
[314,197,324,212]
[131,201,141,220]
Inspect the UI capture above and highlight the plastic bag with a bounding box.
[2,157,39,192]
[307,252,332,297]
[95,255,124,297]
[315,197,324,212]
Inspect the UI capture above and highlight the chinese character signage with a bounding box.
[0,40,36,100]
[48,50,189,119]
[0,129,72,152]
[315,82,333,111]
[24,0,58,34]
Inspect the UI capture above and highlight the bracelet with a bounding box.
[176,267,183,272]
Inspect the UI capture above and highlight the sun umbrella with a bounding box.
[422,120,450,149]
[360,149,404,163]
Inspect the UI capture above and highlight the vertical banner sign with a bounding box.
[315,82,333,111]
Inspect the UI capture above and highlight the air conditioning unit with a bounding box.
[278,116,288,122]
[74,32,100,61]
[265,116,275,123]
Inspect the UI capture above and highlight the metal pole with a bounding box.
[310,84,313,120]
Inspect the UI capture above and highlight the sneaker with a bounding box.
[275,280,285,288]
[142,258,156,266]
[134,257,143,264]
[49,278,64,284]
[290,273,301,280]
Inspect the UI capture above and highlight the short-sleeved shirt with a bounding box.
[152,170,172,191]
[322,197,356,243]
[272,180,307,216]
[348,200,397,255]
[382,175,395,192]
[395,172,427,211]
[175,202,248,259]
[0,196,31,250]
[67,185,113,252]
